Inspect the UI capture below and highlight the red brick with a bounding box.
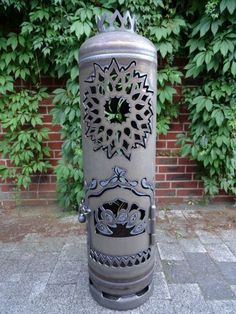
[156,182,170,189]
[180,106,189,114]
[178,158,196,165]
[54,151,61,158]
[158,132,178,140]
[31,175,50,184]
[40,77,55,86]
[6,159,13,167]
[0,185,9,192]
[173,95,182,103]
[36,191,57,198]
[42,115,52,123]
[38,107,47,114]
[184,123,190,131]
[48,133,61,141]
[48,159,60,167]
[179,114,190,123]
[157,149,178,156]
[218,189,230,196]
[47,142,63,149]
[172,117,180,123]
[50,175,57,183]
[27,183,53,191]
[174,86,182,96]
[167,141,181,149]
[198,182,204,188]
[54,78,66,86]
[166,174,192,181]
[13,78,22,87]
[156,174,165,181]
[47,124,61,132]
[40,97,53,105]
[159,166,185,173]
[32,183,56,191]
[169,123,183,132]
[193,174,203,181]
[157,157,178,165]
[171,181,198,189]
[186,166,198,173]
[156,141,166,149]
[156,189,176,197]
[177,189,203,197]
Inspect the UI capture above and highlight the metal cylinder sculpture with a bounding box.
[78,10,157,310]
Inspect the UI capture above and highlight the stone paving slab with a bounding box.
[169,284,212,314]
[184,252,219,275]
[195,272,235,300]
[195,230,223,244]
[205,244,236,262]
[162,260,195,284]
[179,237,207,253]
[216,262,236,284]
[207,300,236,314]
[231,285,236,296]
[26,252,59,272]
[218,230,236,243]
[157,243,185,261]
[1,206,236,313]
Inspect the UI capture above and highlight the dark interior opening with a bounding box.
[104,96,130,124]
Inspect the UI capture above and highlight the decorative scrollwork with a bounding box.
[85,166,154,202]
[83,58,153,160]
[94,199,146,237]
[90,248,152,268]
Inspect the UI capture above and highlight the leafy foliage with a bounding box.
[0,0,186,209]
[125,0,186,134]
[0,89,50,189]
[1,0,235,207]
[178,0,236,196]
[51,81,84,210]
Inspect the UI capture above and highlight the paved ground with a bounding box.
[1,203,236,313]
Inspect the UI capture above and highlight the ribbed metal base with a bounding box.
[89,279,154,311]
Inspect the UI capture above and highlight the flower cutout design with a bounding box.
[83,58,154,160]
[94,199,146,237]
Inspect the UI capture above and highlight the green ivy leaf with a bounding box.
[231,61,236,76]
[7,34,18,50]
[211,109,225,126]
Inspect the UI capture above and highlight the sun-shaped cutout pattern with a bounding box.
[83,58,154,160]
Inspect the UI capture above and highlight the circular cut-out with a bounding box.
[83,58,153,160]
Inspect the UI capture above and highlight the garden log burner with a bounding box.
[78,10,157,310]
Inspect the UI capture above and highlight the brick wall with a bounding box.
[0,79,234,208]
[155,93,234,205]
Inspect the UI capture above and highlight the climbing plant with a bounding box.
[0,0,235,208]
[0,0,186,209]
[0,89,50,189]
[177,0,236,196]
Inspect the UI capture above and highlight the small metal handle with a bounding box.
[78,199,91,223]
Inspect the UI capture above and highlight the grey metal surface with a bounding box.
[78,10,157,310]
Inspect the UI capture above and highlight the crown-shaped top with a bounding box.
[97,10,137,33]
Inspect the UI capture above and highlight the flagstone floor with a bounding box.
[0,203,236,313]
